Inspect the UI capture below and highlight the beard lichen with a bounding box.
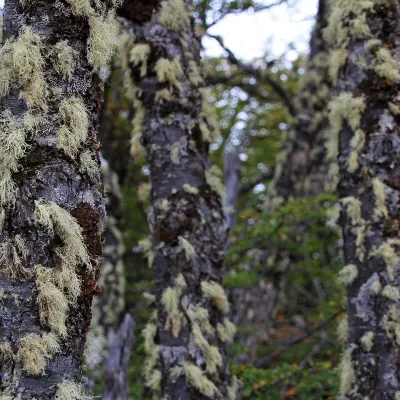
[159,0,190,31]
[53,41,74,80]
[155,58,184,92]
[0,235,30,279]
[130,44,151,78]
[56,380,94,400]
[18,332,60,375]
[58,98,89,159]
[201,281,230,314]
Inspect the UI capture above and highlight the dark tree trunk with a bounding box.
[0,1,116,397]
[119,1,237,398]
[327,1,400,398]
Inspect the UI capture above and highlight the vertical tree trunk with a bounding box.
[0,1,117,397]
[119,1,237,398]
[327,1,400,398]
[231,0,333,347]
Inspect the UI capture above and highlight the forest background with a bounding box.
[0,1,345,399]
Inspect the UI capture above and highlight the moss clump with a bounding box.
[35,265,69,338]
[201,281,229,314]
[58,98,89,158]
[338,264,358,285]
[18,333,59,375]
[88,12,119,70]
[0,26,47,108]
[159,0,190,31]
[130,44,151,78]
[155,58,184,91]
[53,41,74,79]
[56,380,94,400]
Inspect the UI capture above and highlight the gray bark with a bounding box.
[0,1,112,397]
[104,314,134,400]
[119,1,236,398]
[329,1,400,398]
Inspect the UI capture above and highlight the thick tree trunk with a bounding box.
[0,1,116,397]
[231,0,333,348]
[327,1,400,398]
[119,1,237,398]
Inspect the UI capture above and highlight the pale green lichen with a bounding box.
[205,165,225,201]
[34,200,90,302]
[35,265,68,338]
[181,362,220,398]
[372,177,388,220]
[375,47,400,82]
[370,279,382,295]
[183,183,199,195]
[187,306,214,335]
[382,285,400,301]
[18,332,60,375]
[201,281,229,314]
[192,323,222,373]
[53,40,74,79]
[58,98,89,158]
[337,316,348,343]
[199,88,220,143]
[384,305,400,345]
[79,150,99,181]
[227,376,240,400]
[88,12,119,70]
[178,236,196,260]
[339,343,357,400]
[155,58,183,91]
[0,26,47,108]
[130,44,151,77]
[56,380,94,400]
[159,0,190,31]
[142,312,160,391]
[66,0,93,16]
[370,241,399,279]
[188,60,203,86]
[155,88,173,103]
[0,234,29,279]
[338,264,358,285]
[360,331,374,352]
[216,318,236,343]
[347,129,365,173]
[139,237,154,268]
[161,274,187,337]
[137,182,151,202]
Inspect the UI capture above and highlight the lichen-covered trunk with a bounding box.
[232,0,333,347]
[119,0,237,398]
[0,1,117,397]
[326,1,400,399]
[90,159,126,353]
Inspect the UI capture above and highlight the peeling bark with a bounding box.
[0,1,114,398]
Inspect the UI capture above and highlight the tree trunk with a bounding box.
[0,1,116,397]
[327,1,400,398]
[119,1,237,398]
[231,0,333,352]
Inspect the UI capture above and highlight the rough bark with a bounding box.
[103,314,134,400]
[230,0,333,357]
[327,1,400,398]
[89,157,126,356]
[0,1,116,398]
[119,1,237,398]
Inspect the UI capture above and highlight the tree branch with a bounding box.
[207,34,297,116]
[239,169,275,196]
